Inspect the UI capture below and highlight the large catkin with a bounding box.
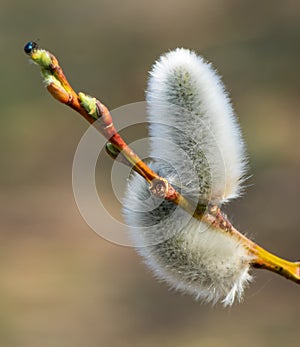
[123,48,252,306]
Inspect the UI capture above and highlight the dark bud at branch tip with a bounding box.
[24,41,38,55]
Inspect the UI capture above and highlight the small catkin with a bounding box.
[123,48,252,306]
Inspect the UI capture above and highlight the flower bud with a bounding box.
[123,49,252,306]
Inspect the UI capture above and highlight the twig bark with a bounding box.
[24,42,300,285]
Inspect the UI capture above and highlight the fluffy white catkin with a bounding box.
[123,48,252,306]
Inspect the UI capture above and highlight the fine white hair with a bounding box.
[123,48,252,306]
[147,48,247,204]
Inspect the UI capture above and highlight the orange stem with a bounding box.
[26,44,300,286]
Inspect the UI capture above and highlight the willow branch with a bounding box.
[24,41,300,285]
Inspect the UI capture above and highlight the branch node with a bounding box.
[149,178,168,199]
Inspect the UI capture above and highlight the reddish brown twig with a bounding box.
[25,42,300,285]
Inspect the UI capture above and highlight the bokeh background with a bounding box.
[1,0,300,346]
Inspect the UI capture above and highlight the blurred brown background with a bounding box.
[1,0,300,346]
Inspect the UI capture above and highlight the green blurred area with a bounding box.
[1,0,300,346]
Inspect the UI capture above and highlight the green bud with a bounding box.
[78,92,98,119]
[31,49,52,68]
[105,142,120,159]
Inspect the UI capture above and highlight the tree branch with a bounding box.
[24,41,300,286]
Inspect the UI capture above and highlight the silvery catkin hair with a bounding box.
[123,48,252,306]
